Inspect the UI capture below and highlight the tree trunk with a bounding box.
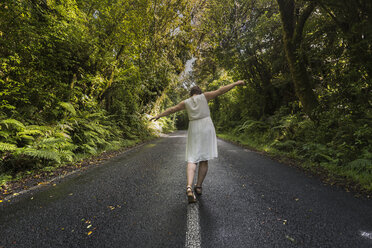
[277,0,318,117]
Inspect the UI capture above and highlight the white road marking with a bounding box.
[1,169,81,202]
[360,230,372,240]
[185,202,201,248]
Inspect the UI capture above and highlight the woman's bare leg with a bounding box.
[187,162,197,187]
[196,160,208,187]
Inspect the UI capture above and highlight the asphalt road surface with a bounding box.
[1,131,371,248]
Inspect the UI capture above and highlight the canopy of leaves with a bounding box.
[189,0,371,190]
[0,0,197,174]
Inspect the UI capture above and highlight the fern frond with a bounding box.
[58,150,75,162]
[17,129,44,136]
[0,119,25,130]
[18,134,35,141]
[18,148,61,163]
[84,123,109,136]
[238,120,268,132]
[59,102,76,116]
[85,112,104,119]
[0,142,17,151]
[38,137,66,145]
[27,125,51,131]
[0,130,11,139]
[80,144,97,154]
[55,132,71,139]
[271,140,296,151]
[57,124,73,131]
[348,159,372,172]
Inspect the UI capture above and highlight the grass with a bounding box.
[218,132,372,195]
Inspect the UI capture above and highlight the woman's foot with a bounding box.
[186,186,197,203]
[194,185,202,195]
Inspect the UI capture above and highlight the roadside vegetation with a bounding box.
[1,0,371,194]
[0,0,196,186]
[190,0,371,192]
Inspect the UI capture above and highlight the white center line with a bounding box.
[185,202,201,248]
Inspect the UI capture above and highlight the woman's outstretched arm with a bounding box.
[150,101,186,121]
[204,80,245,101]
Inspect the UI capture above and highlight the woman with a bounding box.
[151,80,245,203]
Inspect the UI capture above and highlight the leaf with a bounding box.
[17,129,43,136]
[0,142,17,151]
[59,102,77,116]
[0,119,25,130]
[18,148,61,163]
[285,235,295,242]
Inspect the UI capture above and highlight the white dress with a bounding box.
[184,94,218,163]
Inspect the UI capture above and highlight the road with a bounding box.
[0,131,371,248]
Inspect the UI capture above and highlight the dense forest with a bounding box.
[0,0,371,191]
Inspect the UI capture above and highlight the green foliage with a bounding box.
[0,142,17,151]
[1,0,370,192]
[189,0,372,191]
[59,102,76,116]
[0,119,25,130]
[17,148,62,164]
[0,0,196,180]
[348,159,372,174]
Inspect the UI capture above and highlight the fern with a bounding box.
[80,144,97,154]
[0,142,17,151]
[300,143,337,163]
[0,130,11,139]
[18,134,35,141]
[271,140,297,151]
[85,112,105,119]
[18,148,61,163]
[85,123,110,136]
[26,125,51,131]
[237,120,268,133]
[58,150,75,162]
[0,119,25,130]
[57,124,73,131]
[348,159,372,173]
[59,102,76,116]
[38,137,67,145]
[55,132,71,139]
[17,129,44,136]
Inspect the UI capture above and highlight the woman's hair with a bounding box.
[190,86,202,96]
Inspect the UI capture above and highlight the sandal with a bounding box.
[194,185,202,195]
[186,186,197,203]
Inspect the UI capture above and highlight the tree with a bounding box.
[276,0,318,117]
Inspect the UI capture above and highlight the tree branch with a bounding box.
[277,0,295,38]
[293,2,315,45]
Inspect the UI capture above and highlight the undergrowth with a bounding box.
[217,106,372,193]
[0,102,168,186]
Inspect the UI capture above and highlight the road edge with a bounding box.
[0,135,162,204]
